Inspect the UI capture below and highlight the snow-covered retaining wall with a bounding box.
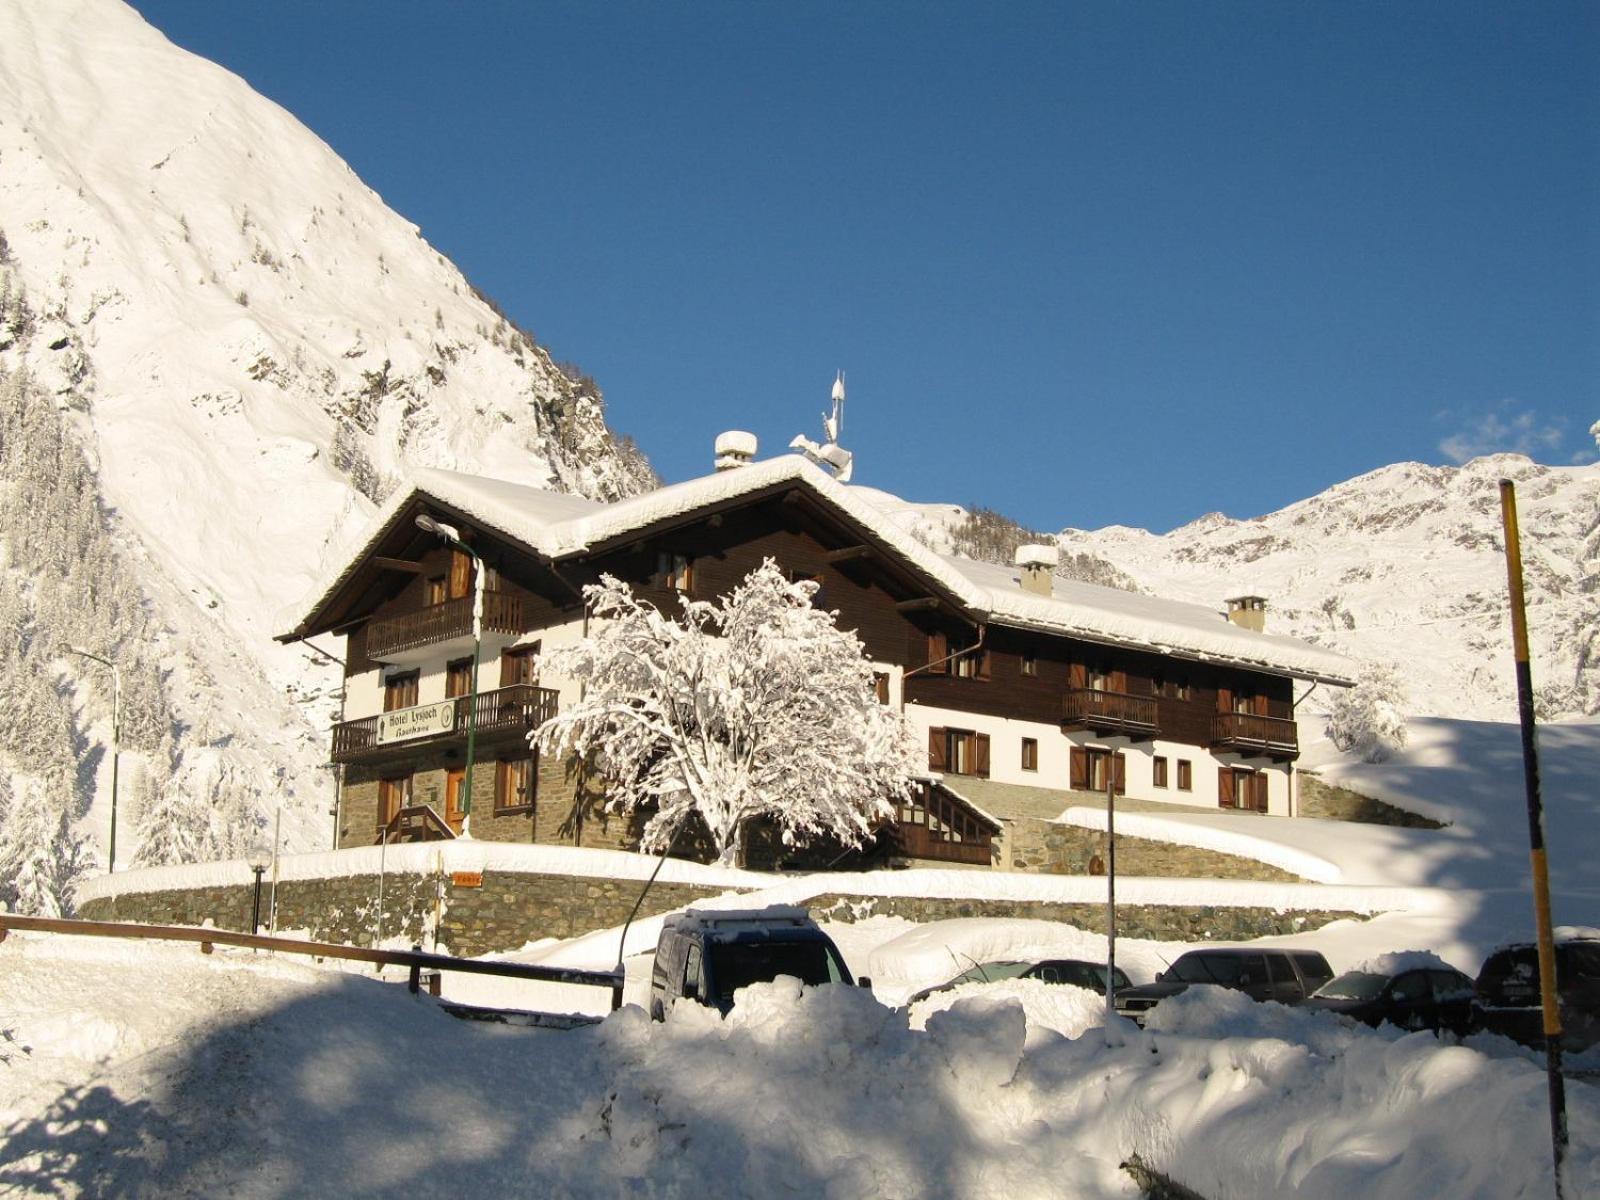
[75,846,1424,957]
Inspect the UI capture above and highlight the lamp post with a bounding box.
[246,847,271,935]
[66,645,121,872]
[416,513,482,839]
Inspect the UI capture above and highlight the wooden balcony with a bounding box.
[331,684,559,764]
[365,593,526,662]
[1061,687,1160,739]
[887,780,999,866]
[1211,711,1299,760]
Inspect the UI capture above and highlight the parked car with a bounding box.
[1302,956,1476,1035]
[649,906,862,1019]
[908,958,1132,1005]
[1473,932,1600,1051]
[1114,948,1334,1024]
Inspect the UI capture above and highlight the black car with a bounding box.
[1303,963,1476,1035]
[909,958,1132,1005]
[1115,948,1334,1024]
[1473,934,1600,1051]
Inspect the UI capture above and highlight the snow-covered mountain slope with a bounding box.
[1058,455,1599,721]
[0,0,652,872]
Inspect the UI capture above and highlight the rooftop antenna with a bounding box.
[790,371,854,482]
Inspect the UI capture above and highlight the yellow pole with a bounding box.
[1499,478,1568,1199]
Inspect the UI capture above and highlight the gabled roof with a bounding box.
[279,457,1355,684]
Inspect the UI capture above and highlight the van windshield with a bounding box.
[708,940,847,1004]
[1167,955,1256,985]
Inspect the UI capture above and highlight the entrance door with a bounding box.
[444,768,466,834]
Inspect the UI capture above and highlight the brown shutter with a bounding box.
[1113,752,1127,795]
[1217,686,1233,713]
[1068,662,1087,689]
[450,548,472,599]
[500,649,516,687]
[977,650,991,680]
[1069,746,1088,790]
[927,631,948,673]
[1253,772,1269,812]
[1255,692,1271,717]
[974,734,991,778]
[1112,669,1127,693]
[928,728,948,772]
[1219,768,1236,808]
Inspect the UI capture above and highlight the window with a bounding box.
[925,631,988,678]
[1069,746,1126,794]
[953,647,990,679]
[1020,653,1037,677]
[496,756,537,813]
[1176,759,1193,791]
[425,575,447,606]
[658,552,694,593]
[1152,756,1169,788]
[377,775,412,828]
[873,673,890,705]
[1087,665,1111,692]
[927,728,991,777]
[449,548,474,599]
[1153,675,1190,701]
[1021,738,1038,772]
[1219,767,1268,812]
[445,657,473,699]
[501,642,540,687]
[383,670,418,712]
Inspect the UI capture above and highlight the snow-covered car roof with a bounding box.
[281,456,1355,684]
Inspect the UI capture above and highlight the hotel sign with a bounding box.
[377,700,456,746]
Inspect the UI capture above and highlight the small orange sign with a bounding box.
[450,871,484,888]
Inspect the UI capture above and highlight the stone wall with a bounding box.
[1298,774,1445,828]
[1006,815,1305,882]
[808,894,1361,943]
[80,869,727,958]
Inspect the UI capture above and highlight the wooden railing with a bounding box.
[890,780,998,866]
[0,914,624,1012]
[1211,711,1299,759]
[381,804,457,843]
[365,592,526,660]
[332,683,559,763]
[1062,687,1160,737]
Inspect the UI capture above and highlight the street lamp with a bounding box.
[66,645,121,872]
[415,512,481,839]
[246,846,271,935]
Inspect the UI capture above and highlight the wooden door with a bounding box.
[444,768,466,833]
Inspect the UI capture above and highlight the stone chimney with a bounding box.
[714,430,758,471]
[1226,595,1268,632]
[1015,544,1059,597]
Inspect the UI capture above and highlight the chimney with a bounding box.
[1226,595,1268,632]
[1015,544,1059,596]
[714,430,758,471]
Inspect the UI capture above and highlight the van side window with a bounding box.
[683,943,703,1001]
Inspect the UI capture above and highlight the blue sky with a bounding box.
[132,1,1597,533]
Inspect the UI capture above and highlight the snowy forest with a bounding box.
[0,366,261,915]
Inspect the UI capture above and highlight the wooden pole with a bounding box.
[1498,478,1568,1199]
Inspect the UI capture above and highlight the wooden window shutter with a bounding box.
[1112,669,1127,693]
[500,649,516,687]
[1219,768,1236,808]
[977,649,991,680]
[450,548,472,599]
[928,728,948,772]
[1217,686,1233,713]
[1069,746,1088,790]
[1254,692,1271,717]
[1113,752,1127,795]
[927,631,948,672]
[1068,662,1087,689]
[1253,772,1269,812]
[974,734,991,778]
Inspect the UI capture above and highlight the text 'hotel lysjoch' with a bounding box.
[279,436,1353,871]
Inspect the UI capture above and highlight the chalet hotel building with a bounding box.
[280,438,1353,872]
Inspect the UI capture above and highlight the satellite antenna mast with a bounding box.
[789,372,854,482]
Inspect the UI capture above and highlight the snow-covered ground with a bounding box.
[8,716,1598,1196]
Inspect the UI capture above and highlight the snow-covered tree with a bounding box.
[535,559,922,867]
[0,778,87,916]
[130,774,213,868]
[1325,661,1409,763]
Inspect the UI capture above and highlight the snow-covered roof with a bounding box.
[282,457,1355,683]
